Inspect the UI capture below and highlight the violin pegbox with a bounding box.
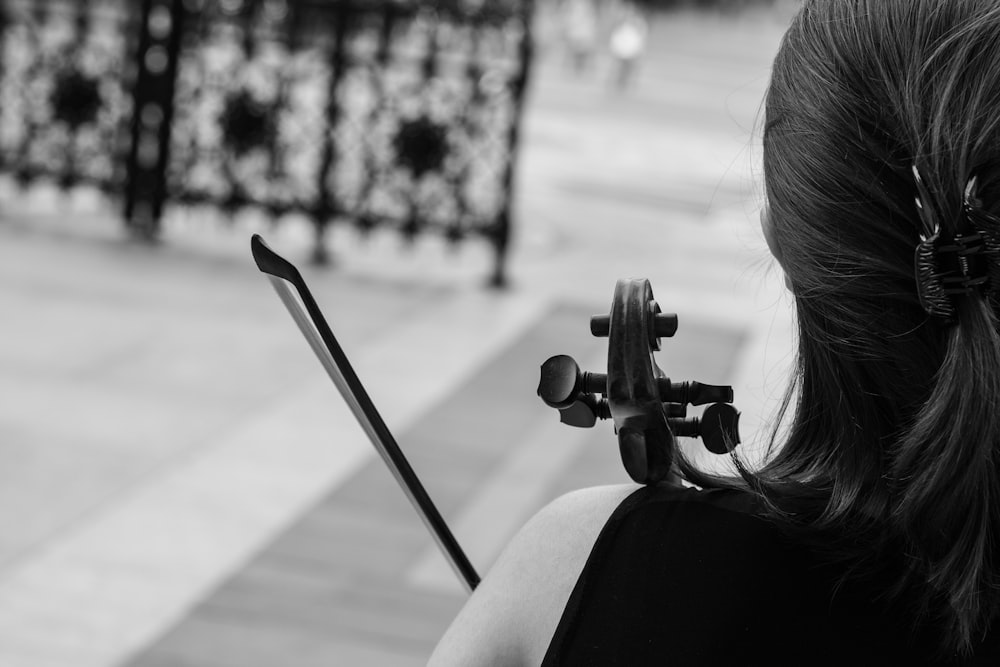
[536,278,741,485]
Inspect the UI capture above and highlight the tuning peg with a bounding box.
[537,355,606,409]
[701,403,741,454]
[659,380,734,406]
[667,417,699,438]
[558,395,611,428]
[591,311,678,339]
[667,402,741,455]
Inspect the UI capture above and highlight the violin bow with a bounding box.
[250,234,480,593]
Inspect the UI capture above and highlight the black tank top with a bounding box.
[541,484,1000,666]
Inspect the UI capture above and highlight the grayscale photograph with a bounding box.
[3,0,997,665]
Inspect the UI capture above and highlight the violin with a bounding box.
[252,236,739,593]
[537,278,740,484]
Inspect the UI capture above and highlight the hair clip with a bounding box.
[913,166,954,319]
[963,175,1000,309]
[913,167,997,321]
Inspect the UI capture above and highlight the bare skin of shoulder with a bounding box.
[428,483,639,667]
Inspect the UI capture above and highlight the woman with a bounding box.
[431,1,1000,663]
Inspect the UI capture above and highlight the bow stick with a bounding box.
[251,234,480,593]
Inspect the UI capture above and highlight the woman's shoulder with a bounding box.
[429,483,763,666]
[428,483,640,667]
[521,483,645,551]
[509,482,759,563]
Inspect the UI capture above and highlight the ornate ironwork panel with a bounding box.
[156,0,533,285]
[0,0,140,189]
[0,0,533,284]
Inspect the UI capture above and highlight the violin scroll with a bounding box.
[536,279,741,484]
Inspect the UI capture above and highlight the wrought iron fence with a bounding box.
[0,0,139,190]
[0,0,535,285]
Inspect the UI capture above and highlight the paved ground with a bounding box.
[0,6,796,666]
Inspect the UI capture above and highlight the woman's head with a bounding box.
[764,0,1000,394]
[757,0,1000,654]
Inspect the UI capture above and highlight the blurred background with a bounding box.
[0,0,798,664]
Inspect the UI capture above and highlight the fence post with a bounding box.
[124,0,185,238]
[492,0,535,288]
[310,1,353,266]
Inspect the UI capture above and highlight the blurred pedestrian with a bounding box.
[608,3,648,90]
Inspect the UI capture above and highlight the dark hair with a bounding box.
[681,0,1000,656]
